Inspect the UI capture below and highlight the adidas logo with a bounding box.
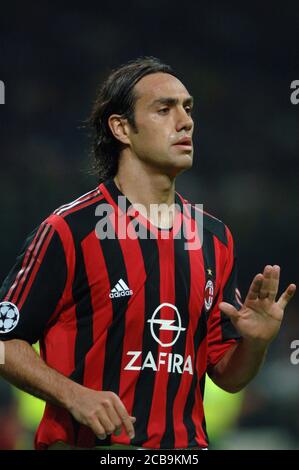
[109,279,133,299]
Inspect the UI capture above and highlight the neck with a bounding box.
[114,159,176,229]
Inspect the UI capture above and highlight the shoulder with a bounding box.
[53,187,104,218]
[43,186,106,243]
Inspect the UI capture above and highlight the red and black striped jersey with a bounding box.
[0,179,242,449]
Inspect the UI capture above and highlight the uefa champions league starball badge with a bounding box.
[0,302,20,334]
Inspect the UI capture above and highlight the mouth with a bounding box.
[173,137,193,151]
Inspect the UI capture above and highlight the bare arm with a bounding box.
[208,338,268,393]
[209,265,296,393]
[0,339,135,440]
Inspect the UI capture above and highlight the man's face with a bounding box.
[127,72,194,177]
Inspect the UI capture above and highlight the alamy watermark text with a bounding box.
[0,81,5,104]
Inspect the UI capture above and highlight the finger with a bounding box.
[121,415,136,440]
[113,417,135,436]
[277,284,296,310]
[97,405,116,436]
[113,397,135,439]
[102,401,135,436]
[219,302,239,320]
[244,273,263,302]
[259,265,273,299]
[267,265,280,302]
[90,419,107,440]
[103,400,122,435]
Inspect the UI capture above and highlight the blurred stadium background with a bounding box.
[0,1,298,449]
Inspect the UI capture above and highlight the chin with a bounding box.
[167,155,193,177]
[175,152,193,169]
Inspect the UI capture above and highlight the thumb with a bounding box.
[219,302,239,320]
[277,284,296,310]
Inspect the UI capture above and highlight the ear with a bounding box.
[108,114,131,145]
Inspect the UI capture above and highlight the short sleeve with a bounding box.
[207,226,242,367]
[0,222,67,344]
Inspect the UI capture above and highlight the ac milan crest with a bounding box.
[204,279,214,311]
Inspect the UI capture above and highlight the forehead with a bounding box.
[134,72,191,104]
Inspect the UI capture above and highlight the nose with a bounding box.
[175,107,193,133]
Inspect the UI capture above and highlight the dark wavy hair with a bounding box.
[86,57,175,182]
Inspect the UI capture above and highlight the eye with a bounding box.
[158,107,170,115]
[184,106,193,115]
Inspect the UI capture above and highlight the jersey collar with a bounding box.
[99,178,188,238]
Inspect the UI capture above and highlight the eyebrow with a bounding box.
[149,96,194,108]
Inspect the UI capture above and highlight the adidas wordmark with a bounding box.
[109,279,133,298]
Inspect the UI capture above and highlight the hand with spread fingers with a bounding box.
[219,265,296,344]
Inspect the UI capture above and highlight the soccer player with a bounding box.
[0,57,296,450]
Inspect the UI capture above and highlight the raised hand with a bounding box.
[219,265,296,344]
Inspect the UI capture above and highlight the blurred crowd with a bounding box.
[0,2,298,449]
